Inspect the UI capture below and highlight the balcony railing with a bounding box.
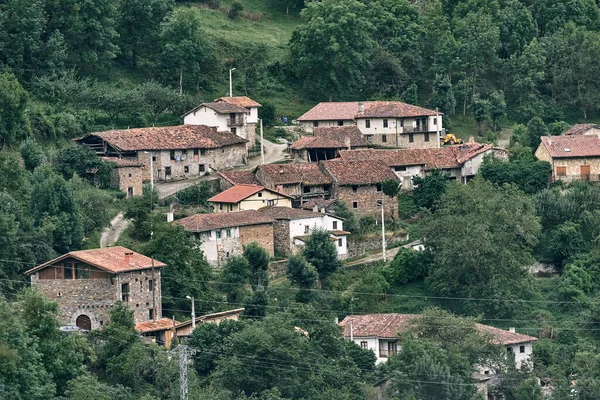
[227,118,245,126]
[403,126,433,133]
[379,349,398,358]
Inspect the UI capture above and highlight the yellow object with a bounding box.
[440,133,463,145]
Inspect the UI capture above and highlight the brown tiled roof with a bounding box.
[215,96,262,108]
[564,124,599,135]
[289,126,368,150]
[218,171,261,186]
[320,159,399,185]
[82,125,246,151]
[135,318,177,333]
[258,206,333,220]
[339,314,537,345]
[256,163,332,185]
[358,101,439,118]
[301,198,338,211]
[176,308,245,328]
[173,210,273,232]
[201,102,249,114]
[539,135,600,158]
[297,101,438,121]
[25,246,166,275]
[339,143,493,170]
[101,157,142,168]
[208,184,292,203]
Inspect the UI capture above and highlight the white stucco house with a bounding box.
[182,96,261,149]
[258,206,349,258]
[339,313,537,371]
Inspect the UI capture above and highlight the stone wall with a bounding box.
[366,132,438,149]
[117,269,162,324]
[240,223,275,257]
[333,185,399,221]
[247,123,257,150]
[347,231,408,258]
[115,166,143,197]
[268,260,288,278]
[272,220,291,256]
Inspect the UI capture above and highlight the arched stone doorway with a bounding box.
[75,314,92,331]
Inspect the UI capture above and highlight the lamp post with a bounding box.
[229,68,236,98]
[186,296,195,329]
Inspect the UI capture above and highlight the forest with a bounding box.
[2,0,600,399]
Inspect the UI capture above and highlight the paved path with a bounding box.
[100,212,129,248]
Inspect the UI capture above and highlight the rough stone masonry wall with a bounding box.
[272,220,292,256]
[116,166,143,197]
[368,132,438,149]
[117,269,162,324]
[334,185,399,221]
[240,224,275,257]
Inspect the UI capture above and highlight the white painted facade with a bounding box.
[355,115,442,136]
[196,227,241,267]
[184,105,255,148]
[289,214,348,257]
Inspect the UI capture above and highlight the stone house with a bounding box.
[254,163,333,207]
[258,206,349,258]
[563,123,600,136]
[339,313,537,370]
[25,247,166,331]
[77,125,247,182]
[208,184,293,213]
[320,159,400,221]
[218,170,261,191]
[535,135,600,183]
[288,126,369,162]
[183,96,261,149]
[297,101,443,149]
[102,157,143,198]
[173,210,274,267]
[339,141,508,189]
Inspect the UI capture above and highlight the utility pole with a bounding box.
[152,258,156,322]
[381,200,386,262]
[186,296,195,329]
[435,107,441,149]
[229,68,236,97]
[170,345,197,400]
[350,297,355,342]
[260,118,265,165]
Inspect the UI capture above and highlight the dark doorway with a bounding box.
[76,314,92,331]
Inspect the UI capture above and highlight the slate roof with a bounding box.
[564,123,599,135]
[320,159,399,185]
[208,184,292,204]
[218,171,261,186]
[258,206,335,221]
[214,96,262,108]
[200,102,249,114]
[25,246,166,275]
[256,163,332,185]
[101,157,142,167]
[539,135,600,158]
[339,313,537,345]
[339,143,495,170]
[81,125,246,151]
[289,126,368,150]
[173,210,274,232]
[135,318,177,333]
[297,101,438,121]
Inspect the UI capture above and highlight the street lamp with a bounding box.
[186,296,196,329]
[229,68,236,98]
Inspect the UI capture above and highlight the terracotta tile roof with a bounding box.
[339,313,537,345]
[25,246,166,275]
[208,184,292,203]
[564,123,599,135]
[82,125,246,151]
[320,159,399,185]
[339,143,493,170]
[101,157,142,168]
[289,126,368,150]
[173,210,273,232]
[214,96,262,108]
[297,101,438,121]
[201,102,249,114]
[135,318,177,333]
[218,171,261,186]
[258,206,334,220]
[539,135,600,158]
[256,163,332,185]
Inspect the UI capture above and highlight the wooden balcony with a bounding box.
[227,118,245,126]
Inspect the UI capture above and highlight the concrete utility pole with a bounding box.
[435,107,441,149]
[381,200,386,262]
[186,296,195,329]
[229,68,236,97]
[260,118,265,165]
[170,345,197,400]
[350,297,355,342]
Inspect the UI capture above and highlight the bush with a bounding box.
[228,1,243,19]
[385,248,430,285]
[174,182,213,206]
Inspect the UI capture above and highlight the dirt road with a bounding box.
[100,212,129,248]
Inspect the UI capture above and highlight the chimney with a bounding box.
[313,204,318,213]
[469,136,475,143]
[345,137,352,150]
[124,251,134,265]
[167,210,174,223]
[358,102,364,114]
[320,206,325,214]
[509,327,516,333]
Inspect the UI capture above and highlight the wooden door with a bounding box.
[581,165,591,180]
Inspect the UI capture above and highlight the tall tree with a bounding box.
[0,72,29,147]
[430,74,456,116]
[286,254,318,303]
[303,228,342,285]
[243,242,270,287]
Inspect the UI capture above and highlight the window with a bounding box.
[424,132,430,142]
[148,279,154,292]
[231,127,237,135]
[219,204,223,210]
[184,166,189,173]
[64,263,73,279]
[388,341,398,355]
[216,230,222,239]
[352,185,358,193]
[200,149,206,156]
[433,117,437,125]
[128,173,132,178]
[121,283,130,302]
[332,221,338,230]
[127,187,134,198]
[365,120,371,128]
[360,341,368,349]
[165,166,171,177]
[383,119,388,128]
[303,185,311,194]
[267,199,275,206]
[506,347,512,353]
[395,166,407,172]
[152,155,157,162]
[376,183,382,192]
[367,135,373,143]
[400,120,404,128]
[520,345,525,353]
[338,120,344,126]
[75,264,90,279]
[226,229,232,237]
[226,251,230,258]
[229,204,233,211]
[376,200,383,209]
[313,121,319,127]
[382,134,387,143]
[338,238,343,247]
[409,133,414,143]
[148,309,155,320]
[556,166,567,176]
[352,201,358,209]
[194,148,199,156]
[304,225,310,234]
[199,164,205,173]
[258,192,263,197]
[170,150,175,160]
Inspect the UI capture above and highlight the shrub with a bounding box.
[228,1,243,19]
